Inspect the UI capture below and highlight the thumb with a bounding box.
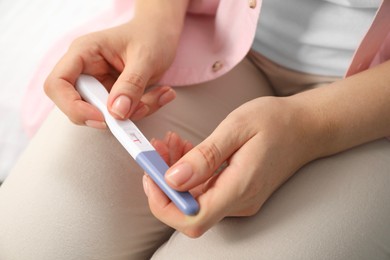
[108,57,152,119]
[165,123,244,191]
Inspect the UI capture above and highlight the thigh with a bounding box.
[0,57,272,260]
[153,139,390,260]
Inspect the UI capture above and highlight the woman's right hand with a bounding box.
[44,0,189,128]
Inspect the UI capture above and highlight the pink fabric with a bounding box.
[345,0,390,77]
[22,0,134,137]
[22,0,390,137]
[159,0,261,86]
[187,0,220,15]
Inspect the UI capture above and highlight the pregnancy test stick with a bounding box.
[76,74,199,215]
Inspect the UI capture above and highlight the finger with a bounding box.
[107,51,153,120]
[183,140,194,154]
[163,132,183,165]
[144,170,230,238]
[143,174,206,238]
[199,134,269,218]
[150,138,170,165]
[130,101,150,121]
[164,120,250,191]
[131,86,176,120]
[147,134,264,237]
[166,132,194,165]
[44,51,105,127]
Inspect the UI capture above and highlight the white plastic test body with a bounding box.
[76,74,199,215]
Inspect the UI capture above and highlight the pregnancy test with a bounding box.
[76,74,199,215]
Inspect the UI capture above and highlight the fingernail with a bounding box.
[166,162,193,186]
[112,95,131,119]
[158,88,176,106]
[85,120,107,129]
[143,175,149,197]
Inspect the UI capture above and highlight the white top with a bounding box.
[252,0,380,76]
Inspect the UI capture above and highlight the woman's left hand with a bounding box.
[143,96,324,237]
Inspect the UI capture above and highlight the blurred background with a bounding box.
[0,0,113,181]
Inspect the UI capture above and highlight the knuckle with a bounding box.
[132,44,154,63]
[195,143,223,172]
[182,226,206,238]
[71,34,93,47]
[70,34,103,58]
[234,185,263,217]
[179,218,208,238]
[225,112,248,133]
[234,202,262,217]
[244,204,262,217]
[57,106,83,126]
[68,116,83,126]
[69,35,88,50]
[43,77,54,97]
[121,73,146,96]
[66,108,84,126]
[236,183,262,208]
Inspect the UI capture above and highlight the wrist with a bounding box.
[133,0,189,39]
[283,95,330,163]
[288,61,390,161]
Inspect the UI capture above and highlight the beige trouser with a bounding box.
[0,52,389,260]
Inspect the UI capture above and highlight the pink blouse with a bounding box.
[22,0,390,137]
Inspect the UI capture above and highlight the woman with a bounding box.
[1,0,389,259]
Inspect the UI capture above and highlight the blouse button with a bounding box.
[249,0,257,9]
[212,61,223,72]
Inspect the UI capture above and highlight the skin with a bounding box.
[44,0,190,126]
[144,60,390,238]
[45,0,390,239]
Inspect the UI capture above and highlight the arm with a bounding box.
[105,0,190,119]
[291,60,390,159]
[143,60,390,237]
[134,0,189,32]
[45,0,189,126]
